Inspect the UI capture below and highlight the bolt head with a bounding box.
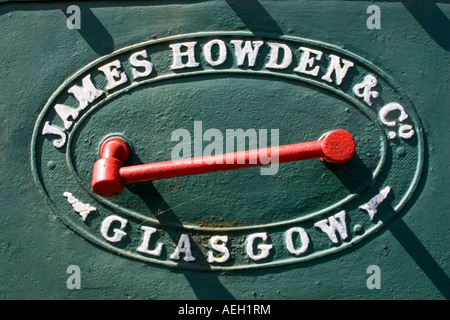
[321,129,356,163]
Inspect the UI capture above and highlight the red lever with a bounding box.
[92,129,356,198]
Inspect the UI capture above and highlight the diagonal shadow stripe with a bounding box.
[61,4,114,55]
[225,0,283,36]
[402,0,450,51]
[389,219,450,299]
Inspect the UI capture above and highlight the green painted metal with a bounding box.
[0,0,449,300]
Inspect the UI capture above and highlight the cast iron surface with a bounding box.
[0,0,448,299]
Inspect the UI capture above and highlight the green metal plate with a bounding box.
[32,32,423,271]
[1,0,449,300]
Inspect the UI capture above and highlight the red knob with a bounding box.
[91,137,130,198]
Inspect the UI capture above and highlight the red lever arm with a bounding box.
[92,129,356,198]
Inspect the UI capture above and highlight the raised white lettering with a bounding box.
[42,122,66,148]
[265,42,292,69]
[100,215,128,243]
[294,47,323,76]
[170,42,200,70]
[231,40,264,67]
[129,49,153,80]
[137,226,163,256]
[67,74,103,110]
[321,54,354,85]
[360,186,391,220]
[203,39,227,66]
[54,104,80,130]
[207,235,230,263]
[285,227,309,256]
[98,59,128,90]
[246,232,272,261]
[170,233,196,262]
[314,210,348,244]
